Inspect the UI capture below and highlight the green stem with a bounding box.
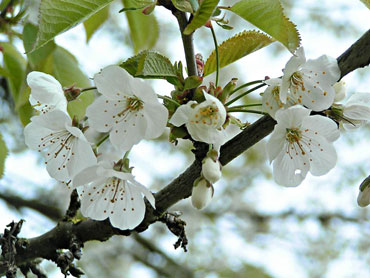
[228,103,262,110]
[229,80,264,96]
[96,134,109,148]
[157,95,180,107]
[210,25,220,87]
[80,86,97,93]
[225,84,266,106]
[227,109,267,115]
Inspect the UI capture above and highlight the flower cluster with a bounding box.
[24,66,168,230]
[23,45,370,223]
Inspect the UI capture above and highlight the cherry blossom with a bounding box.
[73,160,155,230]
[86,65,168,151]
[267,106,340,187]
[27,71,67,114]
[169,92,227,144]
[262,78,286,118]
[191,178,214,210]
[281,47,340,111]
[342,93,370,129]
[24,110,97,182]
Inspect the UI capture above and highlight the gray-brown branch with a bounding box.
[0,26,369,276]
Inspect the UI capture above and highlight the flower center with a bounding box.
[290,72,306,92]
[286,128,306,156]
[127,96,144,112]
[192,104,221,126]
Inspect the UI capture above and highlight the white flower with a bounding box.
[73,160,155,230]
[262,78,287,118]
[24,110,97,182]
[191,178,214,210]
[342,93,370,129]
[281,47,340,111]
[267,106,340,187]
[201,157,221,184]
[86,65,168,151]
[333,81,346,102]
[169,92,227,144]
[27,71,67,114]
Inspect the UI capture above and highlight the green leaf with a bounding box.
[67,90,95,121]
[183,0,220,35]
[0,133,8,179]
[83,5,109,43]
[204,30,274,76]
[120,51,177,79]
[42,46,91,88]
[230,0,300,53]
[0,0,11,11]
[33,0,114,51]
[171,0,194,13]
[122,0,159,53]
[0,42,26,101]
[122,0,154,7]
[23,23,56,69]
[360,0,370,9]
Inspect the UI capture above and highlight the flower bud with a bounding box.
[191,178,214,210]
[333,81,346,102]
[358,175,370,207]
[201,157,221,183]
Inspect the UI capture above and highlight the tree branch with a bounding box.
[1,25,369,278]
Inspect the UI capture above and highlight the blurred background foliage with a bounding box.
[0,0,369,277]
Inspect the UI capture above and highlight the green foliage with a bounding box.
[120,51,177,79]
[122,0,159,53]
[0,42,26,100]
[171,0,194,13]
[83,5,110,43]
[183,0,220,35]
[0,0,11,11]
[23,23,56,69]
[33,0,114,51]
[0,133,8,179]
[42,46,90,88]
[360,0,370,9]
[230,0,300,53]
[67,90,95,121]
[204,30,274,76]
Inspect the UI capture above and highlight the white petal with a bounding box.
[27,71,67,113]
[302,115,340,142]
[169,101,195,127]
[275,106,311,129]
[67,138,97,179]
[94,65,136,100]
[273,144,310,187]
[333,81,346,102]
[29,110,71,131]
[262,82,284,119]
[305,135,337,176]
[130,78,158,103]
[86,96,123,132]
[344,93,370,121]
[187,123,225,144]
[142,102,168,139]
[73,165,101,186]
[109,183,146,230]
[267,125,286,162]
[109,112,146,151]
[302,55,340,88]
[24,121,57,150]
[130,179,156,208]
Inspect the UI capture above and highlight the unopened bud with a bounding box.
[358,175,370,207]
[201,156,221,183]
[333,81,346,102]
[191,178,214,210]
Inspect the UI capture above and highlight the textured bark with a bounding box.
[0,24,369,277]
